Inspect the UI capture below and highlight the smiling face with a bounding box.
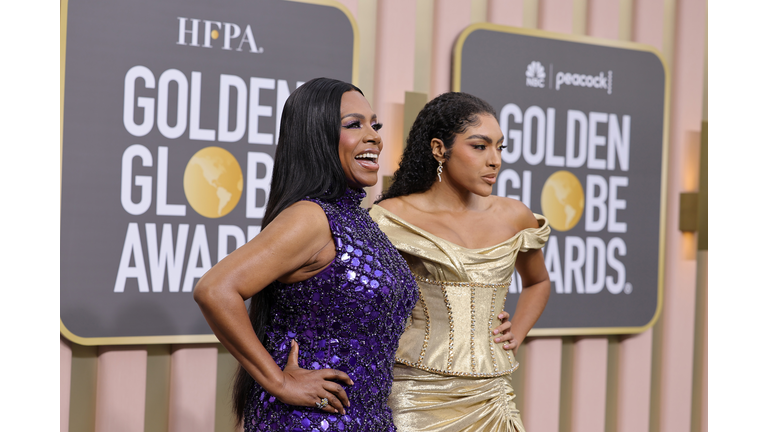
[338,91,383,189]
[436,114,505,197]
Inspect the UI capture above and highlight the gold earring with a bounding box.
[437,161,443,182]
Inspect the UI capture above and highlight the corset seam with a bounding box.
[470,285,477,373]
[417,283,430,367]
[488,284,499,373]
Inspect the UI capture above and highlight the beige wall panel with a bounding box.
[94,346,148,432]
[335,0,357,17]
[587,0,621,38]
[692,250,707,432]
[370,0,418,199]
[487,0,525,26]
[61,337,72,432]
[570,338,609,432]
[431,0,472,97]
[615,330,653,432]
[413,0,435,95]
[522,338,563,432]
[168,345,219,432]
[69,344,98,432]
[658,0,706,431]
[538,0,573,32]
[215,346,241,432]
[633,0,664,49]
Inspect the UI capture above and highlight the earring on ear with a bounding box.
[437,161,443,182]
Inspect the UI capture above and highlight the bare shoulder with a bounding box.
[375,196,410,217]
[489,195,539,230]
[259,200,331,246]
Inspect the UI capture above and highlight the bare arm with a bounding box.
[492,204,551,355]
[193,201,352,413]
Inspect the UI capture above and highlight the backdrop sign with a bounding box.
[60,0,357,344]
[454,25,668,335]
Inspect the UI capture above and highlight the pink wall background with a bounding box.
[61,1,708,431]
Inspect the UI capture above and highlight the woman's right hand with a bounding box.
[272,340,354,415]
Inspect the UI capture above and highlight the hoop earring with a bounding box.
[437,161,443,182]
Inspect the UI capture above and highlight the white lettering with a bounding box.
[585,174,607,232]
[564,236,585,294]
[121,144,153,215]
[246,152,274,218]
[157,69,189,139]
[544,236,564,294]
[585,237,606,294]
[522,106,546,165]
[587,112,608,170]
[114,223,149,292]
[566,110,587,168]
[189,71,216,141]
[156,147,186,216]
[176,17,200,46]
[218,225,246,262]
[182,225,212,292]
[222,23,241,50]
[608,176,628,233]
[248,77,276,144]
[146,223,189,292]
[499,103,523,164]
[218,74,247,142]
[606,237,627,294]
[123,66,155,137]
[545,107,564,166]
[607,114,631,171]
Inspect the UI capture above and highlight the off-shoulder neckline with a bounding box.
[370,204,546,252]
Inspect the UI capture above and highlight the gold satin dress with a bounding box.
[370,205,551,432]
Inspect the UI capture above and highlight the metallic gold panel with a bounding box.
[558,337,574,432]
[69,343,98,432]
[144,345,171,432]
[691,250,707,432]
[403,91,429,147]
[572,0,588,35]
[357,0,378,103]
[413,0,435,95]
[619,0,634,41]
[215,345,241,432]
[697,122,707,250]
[523,0,539,28]
[471,0,488,23]
[605,335,621,432]
[678,192,699,232]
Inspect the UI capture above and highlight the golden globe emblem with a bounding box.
[183,147,243,218]
[540,170,585,231]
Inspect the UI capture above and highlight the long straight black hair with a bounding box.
[233,77,363,423]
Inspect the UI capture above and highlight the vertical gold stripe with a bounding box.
[572,0,588,35]
[649,315,664,432]
[558,336,574,432]
[357,0,378,105]
[618,0,634,41]
[523,0,539,28]
[697,122,707,250]
[69,344,98,432]
[471,0,488,23]
[605,335,621,432]
[509,341,526,415]
[413,0,435,95]
[662,0,677,65]
[144,344,171,432]
[215,345,240,432]
[403,91,429,148]
[691,250,707,432]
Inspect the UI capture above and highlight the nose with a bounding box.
[488,147,501,168]
[367,125,382,147]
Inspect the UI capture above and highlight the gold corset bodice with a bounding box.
[370,205,550,378]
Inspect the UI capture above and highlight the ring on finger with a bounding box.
[315,397,329,409]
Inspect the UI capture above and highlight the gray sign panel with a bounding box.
[454,25,668,334]
[61,0,357,344]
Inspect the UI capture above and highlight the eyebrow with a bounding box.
[465,134,504,144]
[341,113,378,122]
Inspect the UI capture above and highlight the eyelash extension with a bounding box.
[498,145,508,150]
[342,120,361,129]
[372,123,383,131]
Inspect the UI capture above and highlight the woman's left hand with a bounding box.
[492,311,520,355]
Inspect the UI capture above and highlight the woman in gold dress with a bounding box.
[371,92,551,431]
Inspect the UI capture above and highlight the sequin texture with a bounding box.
[244,189,419,431]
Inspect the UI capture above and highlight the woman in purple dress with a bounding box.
[194,78,419,431]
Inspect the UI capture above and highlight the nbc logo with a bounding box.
[525,61,546,88]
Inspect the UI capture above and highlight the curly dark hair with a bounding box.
[375,92,496,203]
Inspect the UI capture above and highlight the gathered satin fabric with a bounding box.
[370,205,551,432]
[389,365,525,432]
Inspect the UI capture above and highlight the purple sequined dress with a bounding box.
[244,189,419,431]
